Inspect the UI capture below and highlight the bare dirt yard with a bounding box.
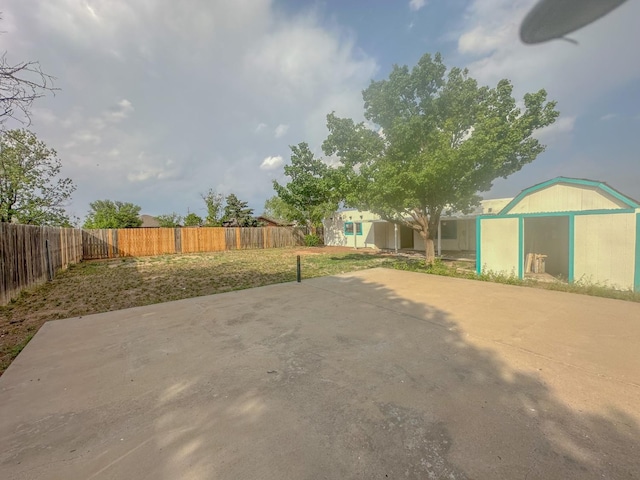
[0,247,391,374]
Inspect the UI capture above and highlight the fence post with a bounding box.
[297,255,301,283]
[45,239,53,281]
[174,228,182,254]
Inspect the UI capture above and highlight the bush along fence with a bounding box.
[0,223,83,305]
[1,225,305,305]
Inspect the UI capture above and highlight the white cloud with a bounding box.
[458,25,513,55]
[274,124,289,138]
[127,154,181,183]
[106,99,134,122]
[600,113,617,121]
[456,0,640,118]
[260,155,284,170]
[3,1,377,216]
[535,115,576,143]
[409,0,426,12]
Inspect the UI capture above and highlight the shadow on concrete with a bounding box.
[1,271,639,479]
[145,274,640,479]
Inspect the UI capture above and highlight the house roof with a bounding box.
[140,214,160,228]
[499,177,640,215]
[256,216,292,226]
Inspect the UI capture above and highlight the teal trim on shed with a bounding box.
[499,177,640,215]
[568,214,575,283]
[476,216,482,274]
[494,209,635,219]
[518,217,524,279]
[635,213,640,292]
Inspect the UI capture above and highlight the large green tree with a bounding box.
[222,193,256,227]
[0,129,75,225]
[272,142,339,229]
[323,52,559,262]
[83,200,142,229]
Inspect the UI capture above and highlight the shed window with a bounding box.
[344,222,363,236]
[440,220,457,240]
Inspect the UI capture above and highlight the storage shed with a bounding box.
[476,177,640,291]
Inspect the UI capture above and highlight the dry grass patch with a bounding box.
[0,247,391,374]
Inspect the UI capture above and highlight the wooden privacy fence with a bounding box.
[1,225,304,304]
[0,223,83,305]
[82,227,305,260]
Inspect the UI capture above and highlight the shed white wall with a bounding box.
[574,213,637,290]
[509,184,627,214]
[479,218,519,275]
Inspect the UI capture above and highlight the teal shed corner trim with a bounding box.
[476,216,482,275]
[568,214,575,283]
[493,209,635,219]
[499,177,640,215]
[518,217,524,279]
[635,213,640,292]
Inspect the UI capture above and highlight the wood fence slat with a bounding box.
[2,225,304,304]
[1,223,84,305]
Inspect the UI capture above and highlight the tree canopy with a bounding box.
[157,212,182,228]
[323,52,559,262]
[201,189,223,226]
[222,193,256,227]
[83,200,142,229]
[272,142,339,228]
[183,212,203,227]
[263,195,301,223]
[0,129,75,226]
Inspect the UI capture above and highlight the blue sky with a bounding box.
[3,0,640,221]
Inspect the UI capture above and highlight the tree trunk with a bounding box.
[419,229,436,265]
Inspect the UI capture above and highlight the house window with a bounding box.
[440,220,457,240]
[344,222,363,236]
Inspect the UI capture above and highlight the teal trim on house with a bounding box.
[568,214,575,283]
[476,216,482,274]
[518,217,524,279]
[635,213,640,292]
[499,177,640,215]
[344,222,362,236]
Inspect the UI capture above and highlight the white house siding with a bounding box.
[440,218,476,251]
[323,210,380,249]
[479,217,519,275]
[508,184,627,214]
[574,213,637,290]
[481,198,512,214]
[325,211,481,252]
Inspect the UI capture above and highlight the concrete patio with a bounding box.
[1,268,639,479]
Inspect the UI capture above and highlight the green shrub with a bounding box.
[304,234,322,247]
